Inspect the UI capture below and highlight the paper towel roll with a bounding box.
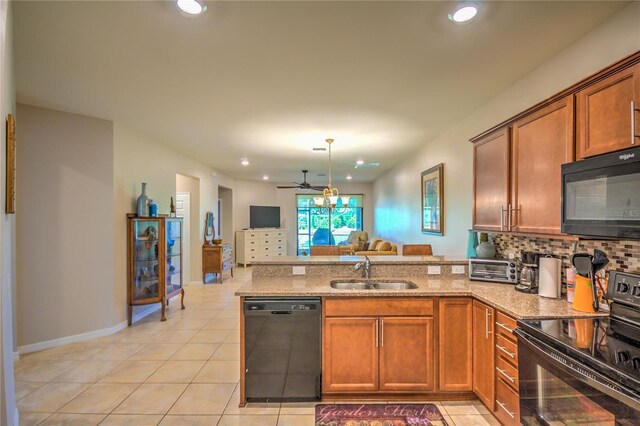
[539,256,562,299]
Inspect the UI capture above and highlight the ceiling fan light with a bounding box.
[341,196,350,206]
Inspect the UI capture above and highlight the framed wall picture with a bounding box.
[6,114,16,214]
[421,163,444,235]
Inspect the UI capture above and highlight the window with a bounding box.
[296,195,364,255]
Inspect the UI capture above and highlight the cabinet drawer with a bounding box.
[245,232,259,240]
[223,245,232,253]
[325,298,433,317]
[495,378,520,426]
[496,355,519,391]
[495,312,517,341]
[496,334,518,365]
[222,253,232,262]
[222,260,233,271]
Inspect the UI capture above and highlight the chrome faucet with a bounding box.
[355,255,372,279]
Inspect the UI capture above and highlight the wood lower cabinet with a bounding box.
[472,300,495,409]
[494,311,520,425]
[438,298,473,392]
[511,95,574,235]
[379,317,434,391]
[473,127,510,232]
[322,298,436,395]
[577,62,640,159]
[323,317,379,393]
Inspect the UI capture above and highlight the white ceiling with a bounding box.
[13,1,628,184]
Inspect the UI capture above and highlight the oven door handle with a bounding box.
[515,329,640,411]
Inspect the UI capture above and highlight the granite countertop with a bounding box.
[236,276,607,320]
[251,255,469,265]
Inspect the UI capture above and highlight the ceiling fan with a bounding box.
[277,170,325,191]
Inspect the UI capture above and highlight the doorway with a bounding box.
[218,186,233,243]
[175,193,191,285]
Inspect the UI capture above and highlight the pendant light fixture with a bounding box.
[314,139,350,212]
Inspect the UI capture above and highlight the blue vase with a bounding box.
[137,182,149,217]
[466,230,478,258]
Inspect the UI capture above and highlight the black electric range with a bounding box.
[515,271,640,425]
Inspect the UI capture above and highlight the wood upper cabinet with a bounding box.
[577,62,640,159]
[323,317,379,392]
[472,300,495,409]
[379,317,434,391]
[473,127,510,231]
[511,95,575,235]
[438,299,473,392]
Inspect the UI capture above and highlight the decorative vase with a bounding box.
[466,230,478,258]
[137,182,149,217]
[476,242,496,259]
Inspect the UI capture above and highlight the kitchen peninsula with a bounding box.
[236,255,604,424]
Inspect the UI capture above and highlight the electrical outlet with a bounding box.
[508,253,515,259]
[427,265,441,275]
[292,266,306,275]
[452,265,466,275]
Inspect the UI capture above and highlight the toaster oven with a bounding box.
[468,258,518,283]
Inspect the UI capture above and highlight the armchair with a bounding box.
[337,231,369,255]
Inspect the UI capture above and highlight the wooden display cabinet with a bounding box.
[127,214,184,325]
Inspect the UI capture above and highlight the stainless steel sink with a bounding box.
[330,279,418,290]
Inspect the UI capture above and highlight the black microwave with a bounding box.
[561,146,640,239]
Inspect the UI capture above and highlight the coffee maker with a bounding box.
[516,251,541,293]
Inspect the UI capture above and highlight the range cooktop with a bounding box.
[518,271,640,395]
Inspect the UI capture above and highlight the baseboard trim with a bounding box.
[18,321,128,354]
[13,351,20,361]
[18,304,161,355]
[188,281,203,286]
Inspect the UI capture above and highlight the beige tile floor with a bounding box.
[14,268,498,426]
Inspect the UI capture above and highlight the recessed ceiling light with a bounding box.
[241,158,249,166]
[176,0,207,15]
[262,175,269,181]
[356,160,364,165]
[449,5,478,23]
[346,174,352,180]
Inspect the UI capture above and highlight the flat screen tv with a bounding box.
[250,206,280,229]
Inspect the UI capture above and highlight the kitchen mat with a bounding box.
[315,403,448,426]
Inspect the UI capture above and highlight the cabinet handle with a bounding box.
[633,100,640,145]
[485,309,493,338]
[496,400,515,419]
[500,205,506,231]
[381,318,384,347]
[496,345,515,359]
[375,319,379,348]
[496,367,515,383]
[496,322,514,334]
[508,203,516,231]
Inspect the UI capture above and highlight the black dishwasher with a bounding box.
[244,297,321,402]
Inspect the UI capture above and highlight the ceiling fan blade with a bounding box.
[276,185,300,189]
[309,186,326,191]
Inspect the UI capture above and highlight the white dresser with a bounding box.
[236,229,287,266]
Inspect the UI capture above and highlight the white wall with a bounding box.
[17,104,115,347]
[0,0,17,423]
[234,179,374,255]
[373,2,640,256]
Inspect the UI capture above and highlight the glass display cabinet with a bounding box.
[127,214,184,324]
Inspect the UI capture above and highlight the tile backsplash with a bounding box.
[492,234,640,287]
